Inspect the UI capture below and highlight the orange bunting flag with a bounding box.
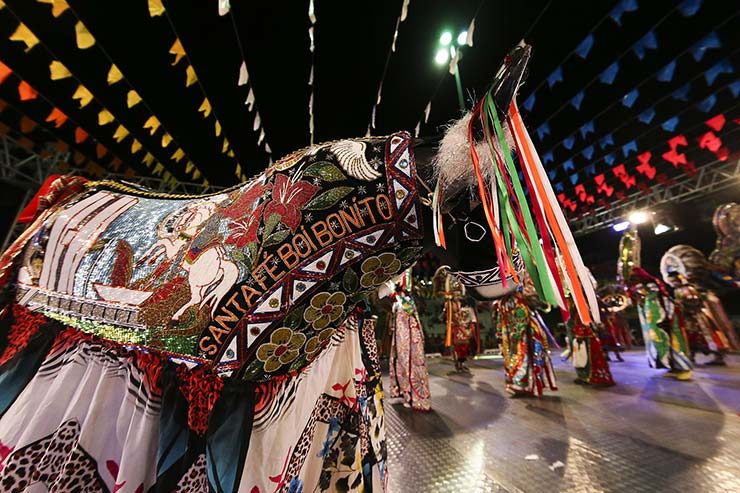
[55,140,69,153]
[161,132,172,148]
[96,143,107,159]
[185,65,197,87]
[148,0,164,17]
[72,85,93,107]
[169,39,185,66]
[107,64,123,85]
[0,61,11,85]
[143,116,160,135]
[20,116,37,133]
[37,0,70,18]
[111,158,123,172]
[142,152,155,166]
[0,100,6,112]
[113,125,129,142]
[45,107,68,128]
[198,98,211,117]
[74,127,88,144]
[98,109,114,126]
[126,90,141,108]
[123,166,135,178]
[74,21,95,49]
[130,139,142,154]
[18,81,38,101]
[17,136,34,151]
[49,60,72,80]
[10,23,39,52]
[171,148,185,162]
[73,151,85,165]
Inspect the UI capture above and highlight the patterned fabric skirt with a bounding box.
[636,297,693,374]
[0,306,387,492]
[388,309,431,411]
[495,295,557,397]
[571,321,615,386]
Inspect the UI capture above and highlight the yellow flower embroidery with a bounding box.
[256,327,306,373]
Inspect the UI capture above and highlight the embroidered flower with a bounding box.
[305,327,336,359]
[225,203,265,247]
[256,327,306,373]
[304,292,346,330]
[360,253,401,288]
[222,180,271,220]
[264,174,320,233]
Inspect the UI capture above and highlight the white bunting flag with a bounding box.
[424,101,431,123]
[467,18,475,47]
[253,111,261,131]
[400,0,410,21]
[238,61,249,86]
[245,88,255,110]
[218,0,230,16]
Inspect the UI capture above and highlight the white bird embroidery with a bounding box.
[329,141,381,181]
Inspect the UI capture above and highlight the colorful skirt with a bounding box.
[0,306,387,492]
[388,308,431,411]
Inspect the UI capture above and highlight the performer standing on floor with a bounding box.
[565,296,616,386]
[381,272,432,411]
[435,267,473,373]
[492,276,558,397]
[628,267,693,380]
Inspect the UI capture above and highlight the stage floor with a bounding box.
[384,350,740,493]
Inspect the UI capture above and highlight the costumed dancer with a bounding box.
[492,276,558,397]
[628,267,693,380]
[565,296,616,386]
[436,267,474,373]
[599,288,632,350]
[380,271,432,411]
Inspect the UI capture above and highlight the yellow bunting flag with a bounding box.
[198,98,211,117]
[20,116,37,133]
[75,21,95,49]
[185,65,197,87]
[126,90,141,108]
[72,85,93,107]
[148,0,164,17]
[192,169,201,180]
[18,81,38,101]
[202,179,209,188]
[234,163,241,177]
[45,107,68,128]
[0,1,5,10]
[74,127,88,144]
[163,170,171,183]
[113,125,129,142]
[152,162,164,176]
[96,143,107,159]
[171,148,185,162]
[221,138,229,153]
[214,120,222,137]
[185,161,194,174]
[169,39,185,66]
[227,149,235,158]
[142,152,155,166]
[37,0,70,18]
[49,60,71,80]
[130,139,142,154]
[161,132,172,148]
[143,116,160,135]
[98,109,114,126]
[107,64,123,85]
[10,23,39,52]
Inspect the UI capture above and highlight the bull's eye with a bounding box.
[463,221,487,243]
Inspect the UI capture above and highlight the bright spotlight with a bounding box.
[434,48,450,65]
[440,31,453,46]
[654,223,671,235]
[612,221,630,232]
[628,211,649,225]
[457,31,468,45]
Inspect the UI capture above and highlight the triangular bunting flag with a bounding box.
[245,88,255,110]
[198,98,212,117]
[45,107,68,128]
[10,23,39,52]
[96,143,108,159]
[148,0,164,17]
[171,148,185,162]
[107,64,123,85]
[18,81,38,101]
[74,127,88,144]
[143,116,160,134]
[238,62,248,86]
[185,65,197,87]
[38,0,70,17]
[75,21,95,49]
[20,116,37,133]
[169,39,185,66]
[126,90,141,108]
[0,61,10,84]
[98,109,114,125]
[49,60,71,80]
[161,132,172,147]
[130,139,142,154]
[113,125,129,142]
[215,120,222,136]
[218,0,230,16]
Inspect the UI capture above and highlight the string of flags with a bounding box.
[523,0,705,113]
[366,0,411,136]
[217,0,273,176]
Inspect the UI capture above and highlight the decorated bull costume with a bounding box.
[0,44,599,491]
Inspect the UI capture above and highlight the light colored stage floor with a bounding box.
[384,350,740,493]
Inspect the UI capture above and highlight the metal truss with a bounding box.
[570,157,740,236]
[0,134,224,249]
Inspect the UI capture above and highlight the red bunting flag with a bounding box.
[18,81,38,101]
[74,127,89,143]
[635,151,656,179]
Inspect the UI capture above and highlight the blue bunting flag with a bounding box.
[697,94,717,113]
[622,89,639,108]
[600,62,620,85]
[638,107,656,124]
[705,60,733,86]
[632,31,658,60]
[656,60,676,82]
[678,0,702,17]
[570,172,580,185]
[524,93,536,112]
[582,145,595,160]
[580,120,595,139]
[690,32,721,62]
[610,0,639,26]
[622,140,638,157]
[599,133,614,150]
[575,34,595,59]
[672,83,690,101]
[661,116,680,132]
[536,122,551,140]
[571,91,585,110]
[563,135,575,150]
[604,153,616,165]
[547,67,563,88]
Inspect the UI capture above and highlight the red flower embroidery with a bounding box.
[176,364,224,436]
[222,180,271,220]
[225,203,265,248]
[264,174,319,232]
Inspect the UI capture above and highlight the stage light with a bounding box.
[654,223,671,235]
[440,31,453,46]
[457,31,468,45]
[628,211,649,225]
[434,48,449,65]
[612,221,630,232]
